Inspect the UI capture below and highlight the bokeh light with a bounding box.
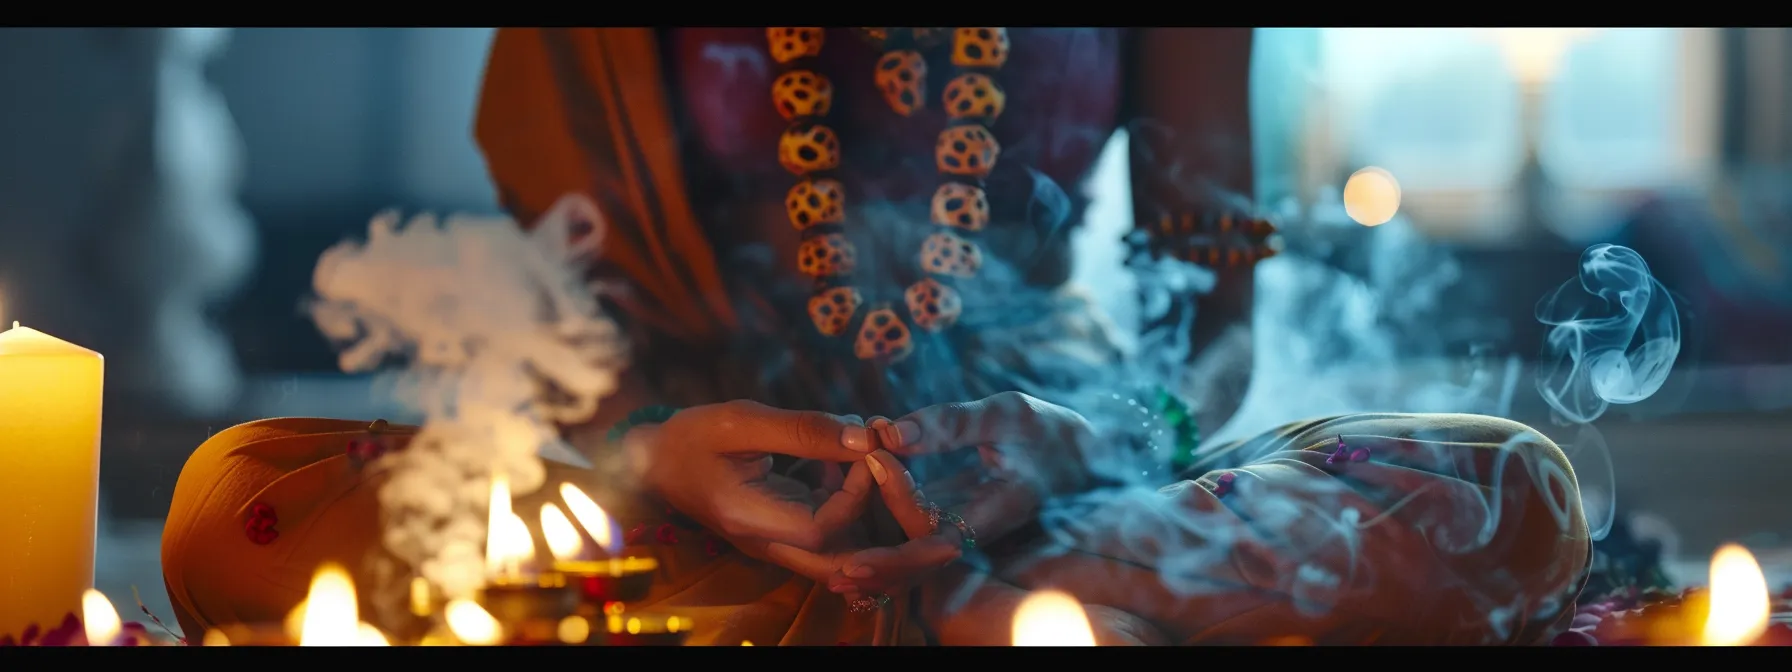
[1343,166,1402,227]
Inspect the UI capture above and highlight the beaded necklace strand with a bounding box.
[767,27,1010,365]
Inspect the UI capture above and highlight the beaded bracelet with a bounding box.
[605,405,683,444]
[1137,210,1282,269]
[1149,386,1202,471]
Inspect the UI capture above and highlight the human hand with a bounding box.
[762,450,967,603]
[627,400,877,560]
[874,391,1101,549]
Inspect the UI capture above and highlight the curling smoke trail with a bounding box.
[308,194,624,599]
[1535,244,1681,425]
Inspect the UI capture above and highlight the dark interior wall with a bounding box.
[211,28,500,374]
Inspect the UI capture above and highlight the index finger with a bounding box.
[680,400,874,461]
[863,450,936,540]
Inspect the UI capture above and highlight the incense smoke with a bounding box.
[308,194,624,600]
[1534,243,1681,425]
[939,131,1635,639]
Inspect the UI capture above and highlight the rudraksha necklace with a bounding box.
[766,27,1010,364]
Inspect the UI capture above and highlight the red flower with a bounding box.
[1212,472,1236,497]
[245,502,279,545]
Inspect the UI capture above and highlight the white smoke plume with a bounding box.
[308,194,623,599]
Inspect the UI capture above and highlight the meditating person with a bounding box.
[161,28,1591,645]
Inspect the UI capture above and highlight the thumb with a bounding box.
[682,401,875,461]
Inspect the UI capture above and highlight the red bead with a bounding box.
[655,524,679,545]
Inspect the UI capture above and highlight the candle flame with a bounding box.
[741,640,754,646]
[299,563,361,646]
[409,576,432,617]
[1702,543,1770,646]
[560,482,618,552]
[540,503,584,561]
[201,629,231,646]
[557,616,590,644]
[1012,590,1096,646]
[81,589,121,646]
[444,599,503,645]
[486,473,535,579]
[356,623,391,646]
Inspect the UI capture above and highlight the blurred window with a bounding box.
[1295,28,1719,241]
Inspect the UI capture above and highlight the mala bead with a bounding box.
[797,233,858,277]
[919,230,984,278]
[930,182,988,231]
[771,70,834,121]
[779,124,841,175]
[903,278,963,332]
[951,28,1010,69]
[874,50,928,116]
[935,125,1000,178]
[943,73,1005,120]
[786,178,845,231]
[854,306,915,361]
[808,286,864,336]
[766,27,825,64]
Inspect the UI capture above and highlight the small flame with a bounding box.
[1703,543,1771,646]
[540,503,584,561]
[560,483,617,552]
[81,589,121,646]
[299,563,360,646]
[557,616,590,644]
[356,623,391,646]
[445,599,503,645]
[486,473,535,579]
[409,576,432,617]
[201,629,231,647]
[1012,590,1096,646]
[741,640,754,646]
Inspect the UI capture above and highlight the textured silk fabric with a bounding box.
[160,418,413,638]
[161,417,924,645]
[163,413,1587,645]
[994,413,1590,645]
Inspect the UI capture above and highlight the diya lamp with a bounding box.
[1586,543,1778,646]
[547,483,658,605]
[598,602,692,647]
[477,474,579,638]
[1011,590,1096,647]
[294,563,391,646]
[0,589,163,647]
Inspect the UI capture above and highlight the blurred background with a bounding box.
[1,27,1787,622]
